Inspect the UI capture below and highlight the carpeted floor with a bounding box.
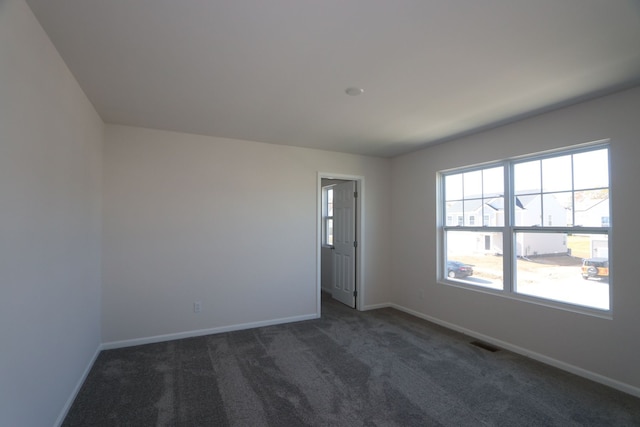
[64,294,640,426]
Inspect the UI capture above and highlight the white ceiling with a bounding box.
[26,0,640,157]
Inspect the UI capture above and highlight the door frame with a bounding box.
[317,172,364,315]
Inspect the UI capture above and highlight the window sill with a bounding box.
[438,279,612,320]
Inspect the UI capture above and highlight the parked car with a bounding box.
[581,258,609,280]
[447,261,474,278]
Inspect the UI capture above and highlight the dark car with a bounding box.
[581,258,609,280]
[447,261,474,278]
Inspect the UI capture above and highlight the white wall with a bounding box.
[390,86,640,393]
[0,1,103,426]
[102,125,390,344]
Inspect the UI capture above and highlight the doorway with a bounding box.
[317,173,363,315]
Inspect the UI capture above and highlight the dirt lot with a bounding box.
[451,254,609,310]
[454,254,583,281]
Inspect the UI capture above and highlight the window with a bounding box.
[323,186,334,246]
[440,143,610,312]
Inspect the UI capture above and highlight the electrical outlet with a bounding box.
[194,301,202,313]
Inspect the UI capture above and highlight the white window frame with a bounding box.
[322,186,334,246]
[438,141,612,316]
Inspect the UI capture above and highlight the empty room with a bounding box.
[2,0,640,425]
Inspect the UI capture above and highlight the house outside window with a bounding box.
[440,143,610,312]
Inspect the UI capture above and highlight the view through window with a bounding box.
[323,187,334,246]
[441,144,610,311]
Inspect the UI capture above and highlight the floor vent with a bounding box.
[470,340,500,352]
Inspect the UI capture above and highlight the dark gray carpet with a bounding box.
[64,294,640,426]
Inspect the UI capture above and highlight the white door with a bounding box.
[332,181,356,308]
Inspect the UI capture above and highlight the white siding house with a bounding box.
[446,194,568,256]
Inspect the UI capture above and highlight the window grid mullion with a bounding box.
[539,160,544,228]
[504,160,514,294]
[570,154,576,226]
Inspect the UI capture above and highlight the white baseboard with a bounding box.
[54,344,102,427]
[388,302,640,399]
[361,302,392,311]
[102,313,319,350]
